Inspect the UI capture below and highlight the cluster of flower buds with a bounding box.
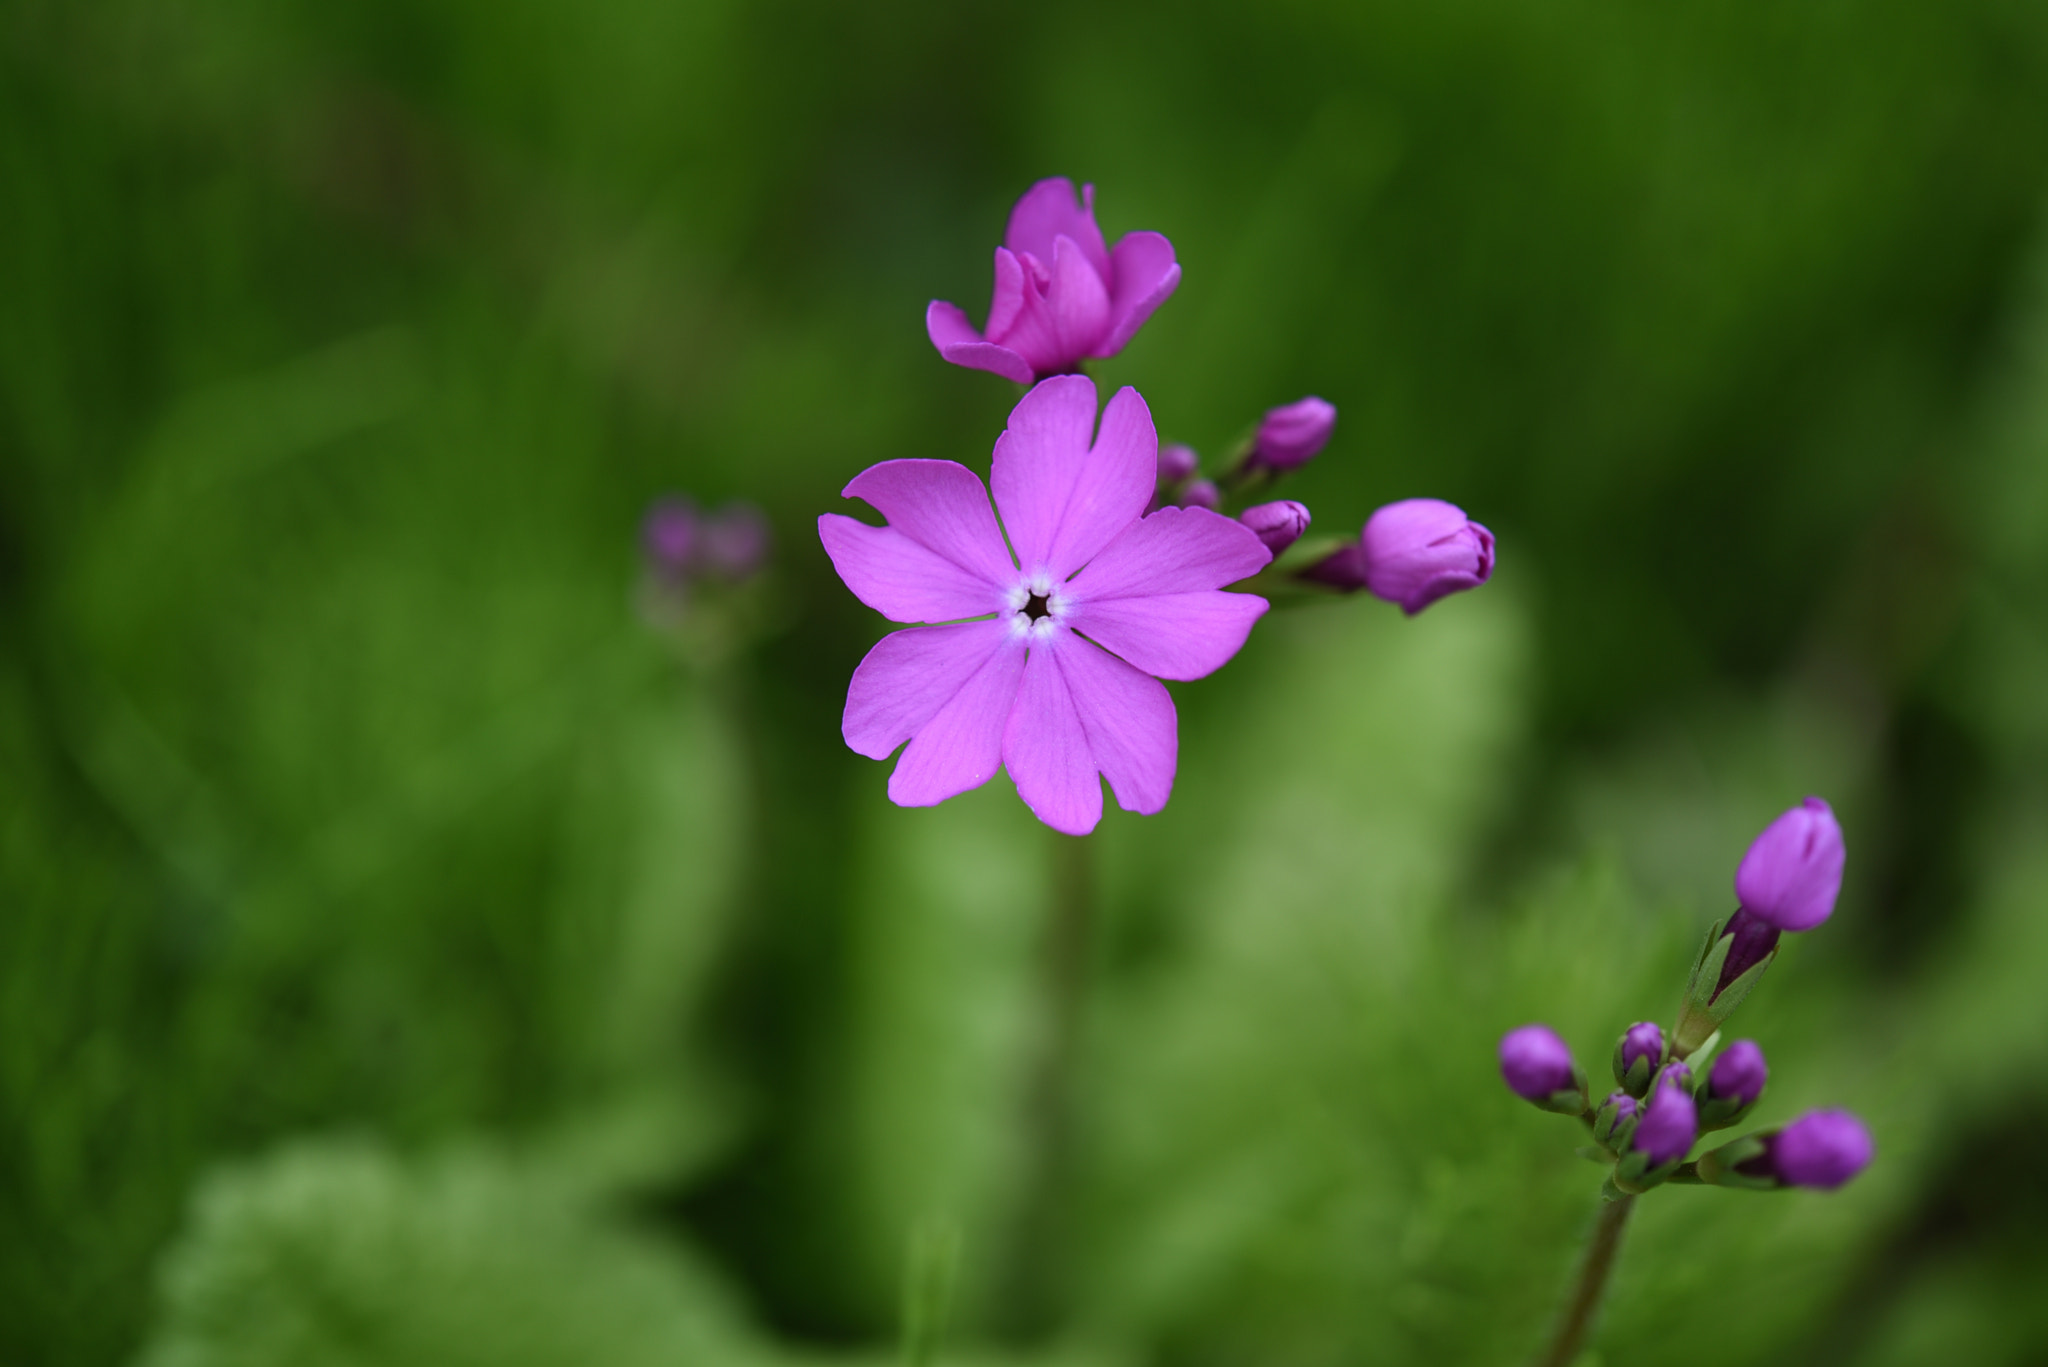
[639,495,773,655]
[1499,798,1872,1201]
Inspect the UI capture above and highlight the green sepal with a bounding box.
[1591,1093,1639,1152]
[1695,1133,1777,1190]
[1695,1063,1761,1133]
[1705,949,1776,1023]
[1533,1077,1591,1116]
[1675,916,1777,1054]
[1681,1030,1723,1079]
[1577,1145,1616,1164]
[1600,1175,1628,1203]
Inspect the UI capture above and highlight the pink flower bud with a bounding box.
[1499,1024,1576,1101]
[1238,501,1311,556]
[1360,499,1494,615]
[1735,797,1845,931]
[1157,443,1199,484]
[643,497,700,580]
[1179,479,1220,511]
[1249,396,1336,471]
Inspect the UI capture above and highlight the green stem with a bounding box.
[1000,833,1096,1336]
[1531,1193,1636,1367]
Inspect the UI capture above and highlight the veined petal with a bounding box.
[987,238,1109,377]
[1059,635,1177,816]
[984,247,1027,343]
[1067,504,1272,599]
[991,380,1155,581]
[990,375,1103,569]
[819,515,1006,624]
[843,620,1019,761]
[888,627,1028,806]
[1069,590,1268,681]
[1004,178,1112,285]
[1094,231,1181,357]
[841,459,1015,585]
[1002,630,1103,836]
[927,299,1034,384]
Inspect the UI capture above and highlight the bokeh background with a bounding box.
[7,1,2048,1364]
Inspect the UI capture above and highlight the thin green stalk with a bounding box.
[1531,1193,1636,1367]
[999,833,1095,1337]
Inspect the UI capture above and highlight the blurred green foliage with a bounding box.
[5,1,2048,1364]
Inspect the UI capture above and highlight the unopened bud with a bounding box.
[1592,1091,1639,1151]
[1179,479,1221,511]
[1499,1024,1586,1115]
[643,497,700,580]
[1698,1109,1873,1191]
[1697,1039,1767,1130]
[1735,797,1845,932]
[1611,1021,1665,1097]
[701,504,771,580]
[1359,499,1495,615]
[1157,443,1199,485]
[1239,500,1311,556]
[1248,396,1336,472]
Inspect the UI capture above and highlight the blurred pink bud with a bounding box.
[1249,396,1336,471]
[1179,479,1220,511]
[1238,500,1311,556]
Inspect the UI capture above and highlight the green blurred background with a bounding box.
[7,1,2048,1363]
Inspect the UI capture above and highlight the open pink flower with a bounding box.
[819,376,1270,835]
[925,179,1182,385]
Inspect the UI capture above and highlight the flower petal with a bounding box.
[819,514,1006,624]
[1004,178,1111,285]
[989,375,1098,568]
[843,620,1018,761]
[988,237,1110,377]
[890,628,1028,806]
[841,459,1015,586]
[1067,504,1272,599]
[1002,630,1104,836]
[1069,590,1268,681]
[984,247,1027,342]
[1094,231,1181,357]
[926,298,1033,384]
[1058,634,1177,815]
[991,381,1155,582]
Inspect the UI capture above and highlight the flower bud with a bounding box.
[1499,1024,1586,1114]
[1157,443,1199,485]
[1699,1109,1874,1191]
[1592,1091,1639,1151]
[1769,1109,1874,1189]
[1248,396,1336,472]
[1697,1039,1767,1130]
[701,504,771,580]
[1632,1076,1699,1167]
[1360,499,1495,615]
[1179,479,1221,511]
[1735,797,1845,931]
[643,497,700,581]
[1708,1040,1767,1107]
[1611,1021,1665,1097]
[1239,500,1311,556]
[1674,908,1785,1056]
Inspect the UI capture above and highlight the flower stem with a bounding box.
[1531,1193,1636,1367]
[1000,833,1096,1337]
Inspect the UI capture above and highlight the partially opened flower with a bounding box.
[819,376,1270,835]
[926,179,1182,385]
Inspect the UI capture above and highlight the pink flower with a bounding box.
[925,179,1182,385]
[819,376,1270,835]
